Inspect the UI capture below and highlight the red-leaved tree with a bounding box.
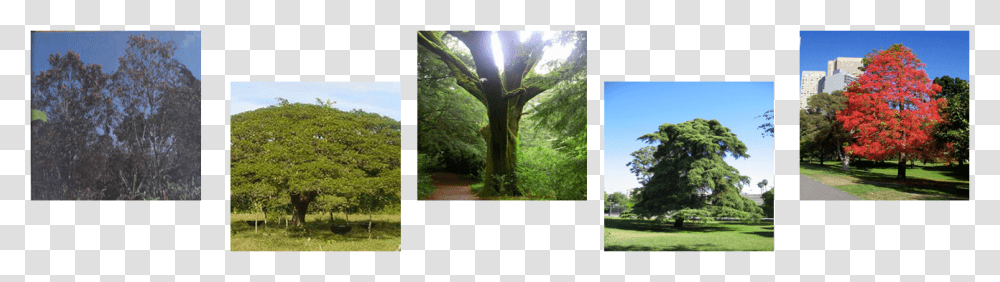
[836,44,945,180]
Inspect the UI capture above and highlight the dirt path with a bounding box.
[426,172,481,201]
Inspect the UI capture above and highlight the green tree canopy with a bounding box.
[801,91,852,170]
[632,119,752,227]
[931,76,970,165]
[230,102,400,226]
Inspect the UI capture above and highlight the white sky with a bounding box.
[482,31,575,75]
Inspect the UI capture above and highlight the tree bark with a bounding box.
[897,153,907,180]
[837,147,850,171]
[289,192,317,226]
[674,218,684,228]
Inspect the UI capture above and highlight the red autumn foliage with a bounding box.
[836,44,945,168]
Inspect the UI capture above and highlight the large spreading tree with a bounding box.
[632,119,761,227]
[836,44,944,180]
[417,31,586,197]
[230,102,400,226]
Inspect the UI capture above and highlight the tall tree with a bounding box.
[757,179,768,194]
[31,50,115,199]
[230,102,400,226]
[801,91,852,170]
[417,31,586,197]
[632,119,751,227]
[110,34,201,199]
[930,76,969,165]
[836,44,944,180]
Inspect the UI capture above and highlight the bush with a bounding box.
[515,144,586,200]
[417,153,443,199]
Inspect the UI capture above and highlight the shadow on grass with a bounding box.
[605,244,717,252]
[801,162,969,199]
[921,164,970,181]
[231,217,401,243]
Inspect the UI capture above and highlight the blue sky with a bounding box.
[605,82,775,195]
[230,82,401,121]
[32,31,201,79]
[800,31,969,80]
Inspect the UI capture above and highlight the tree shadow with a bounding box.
[605,218,745,233]
[801,162,969,199]
[231,217,402,243]
[921,164,970,181]
[605,244,717,252]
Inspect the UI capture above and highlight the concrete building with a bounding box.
[800,71,826,109]
[827,57,864,77]
[820,69,858,94]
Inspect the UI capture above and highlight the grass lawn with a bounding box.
[231,212,400,251]
[800,160,969,200]
[604,217,774,251]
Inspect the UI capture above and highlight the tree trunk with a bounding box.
[289,192,317,227]
[897,153,907,180]
[837,147,850,171]
[674,218,684,228]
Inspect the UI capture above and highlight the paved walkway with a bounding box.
[425,172,480,201]
[800,175,860,200]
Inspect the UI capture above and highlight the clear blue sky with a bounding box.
[800,31,969,80]
[32,31,201,79]
[605,82,775,195]
[231,82,401,121]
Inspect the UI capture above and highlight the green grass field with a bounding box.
[800,160,969,200]
[231,213,400,251]
[604,217,774,251]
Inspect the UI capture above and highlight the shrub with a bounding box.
[417,153,443,199]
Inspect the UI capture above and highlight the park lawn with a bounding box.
[800,160,969,200]
[231,213,400,252]
[604,217,773,251]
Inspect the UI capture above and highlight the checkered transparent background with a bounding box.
[1,0,999,280]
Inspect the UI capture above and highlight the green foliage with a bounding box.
[931,76,970,165]
[231,102,400,225]
[761,188,775,218]
[514,141,586,200]
[31,109,48,122]
[626,146,657,186]
[416,44,488,175]
[711,192,765,220]
[669,208,713,224]
[800,91,852,169]
[607,192,627,205]
[416,153,443,199]
[633,119,751,218]
[418,31,587,197]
